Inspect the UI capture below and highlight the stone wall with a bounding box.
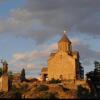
[48,51,76,80]
[0,75,8,92]
[0,77,2,91]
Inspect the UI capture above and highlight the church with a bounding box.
[41,32,84,81]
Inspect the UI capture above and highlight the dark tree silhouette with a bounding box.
[20,68,26,82]
[86,61,100,98]
[79,62,84,79]
[1,60,8,74]
[0,68,2,76]
[94,61,100,71]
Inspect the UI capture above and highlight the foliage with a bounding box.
[0,68,13,78]
[0,68,2,76]
[48,78,61,84]
[11,85,22,99]
[8,71,13,79]
[35,84,49,91]
[36,92,56,99]
[20,68,26,82]
[77,85,92,99]
[20,83,28,92]
[0,91,17,99]
[11,83,28,99]
[94,61,100,69]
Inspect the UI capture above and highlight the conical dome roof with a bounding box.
[58,34,71,43]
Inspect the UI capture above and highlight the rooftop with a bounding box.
[58,33,71,43]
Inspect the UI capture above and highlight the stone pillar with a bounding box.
[2,75,8,92]
[0,60,9,92]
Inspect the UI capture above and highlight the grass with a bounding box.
[35,84,49,91]
[36,92,56,99]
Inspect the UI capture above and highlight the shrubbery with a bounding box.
[11,83,28,99]
[20,83,28,92]
[0,68,2,76]
[36,92,56,99]
[0,92,14,99]
[11,85,22,99]
[35,84,49,91]
[48,78,61,84]
[77,85,91,99]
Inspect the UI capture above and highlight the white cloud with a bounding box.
[0,0,100,46]
[12,50,48,62]
[9,42,58,72]
[26,63,34,70]
[71,38,100,73]
[9,38,100,75]
[0,0,100,76]
[0,0,100,44]
[0,8,42,36]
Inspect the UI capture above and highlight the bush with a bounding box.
[0,68,2,76]
[11,85,22,99]
[11,83,28,98]
[36,84,49,91]
[44,92,56,99]
[20,83,28,92]
[12,91,22,99]
[8,71,13,79]
[48,78,61,84]
[77,85,91,99]
[37,92,56,99]
[0,92,14,99]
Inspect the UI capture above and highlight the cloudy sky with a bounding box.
[0,0,100,78]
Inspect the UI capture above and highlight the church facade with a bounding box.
[41,33,84,81]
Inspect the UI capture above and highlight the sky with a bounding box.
[0,0,100,78]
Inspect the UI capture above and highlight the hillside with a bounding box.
[0,79,94,99]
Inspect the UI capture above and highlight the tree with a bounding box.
[79,62,84,79]
[0,67,2,76]
[8,71,13,79]
[20,68,26,82]
[94,61,100,70]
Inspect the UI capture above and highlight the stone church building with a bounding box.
[41,33,84,81]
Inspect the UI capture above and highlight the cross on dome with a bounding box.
[64,30,67,34]
[58,30,71,43]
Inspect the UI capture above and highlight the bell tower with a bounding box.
[58,31,72,53]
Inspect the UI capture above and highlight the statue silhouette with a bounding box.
[1,60,8,74]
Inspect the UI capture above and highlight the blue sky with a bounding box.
[0,0,100,78]
[0,0,25,16]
